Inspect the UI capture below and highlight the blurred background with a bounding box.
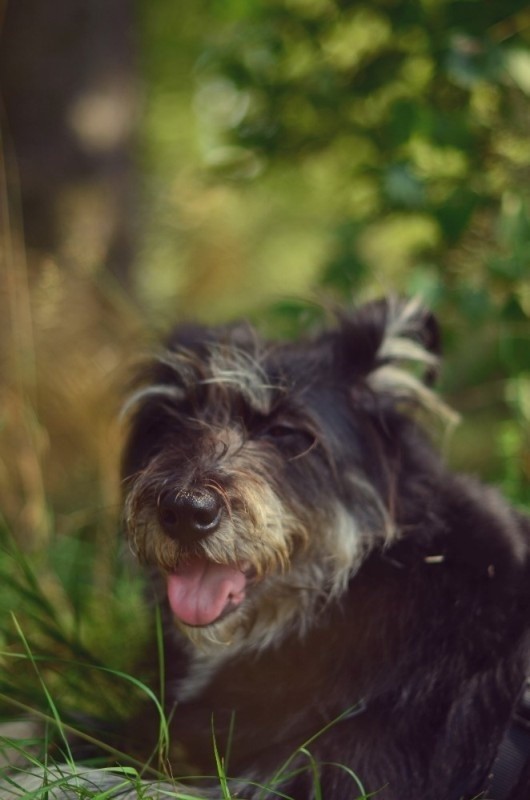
[0,0,529,722]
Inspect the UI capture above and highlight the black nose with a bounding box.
[157,489,223,542]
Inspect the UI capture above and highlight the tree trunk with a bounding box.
[0,0,139,290]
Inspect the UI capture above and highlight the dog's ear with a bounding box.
[333,297,455,420]
[335,297,440,384]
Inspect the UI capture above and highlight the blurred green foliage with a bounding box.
[197,1,530,298]
[137,0,529,505]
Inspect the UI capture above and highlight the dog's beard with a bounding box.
[125,481,379,654]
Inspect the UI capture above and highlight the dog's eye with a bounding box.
[259,423,316,457]
[262,423,299,440]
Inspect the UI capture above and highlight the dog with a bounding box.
[6,297,530,799]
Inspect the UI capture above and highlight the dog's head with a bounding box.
[121,298,452,651]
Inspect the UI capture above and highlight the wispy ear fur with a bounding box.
[334,297,459,425]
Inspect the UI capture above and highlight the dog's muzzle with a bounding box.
[155,487,248,627]
[157,488,223,544]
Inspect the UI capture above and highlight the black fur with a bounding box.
[117,298,530,800]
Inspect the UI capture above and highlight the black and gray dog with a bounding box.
[9,298,530,799]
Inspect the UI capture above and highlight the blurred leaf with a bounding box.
[434,188,482,243]
[405,266,445,307]
[454,285,494,325]
[321,222,367,294]
[488,255,527,281]
[505,47,530,96]
[384,164,426,208]
[446,34,503,89]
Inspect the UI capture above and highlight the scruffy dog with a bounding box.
[7,298,530,799]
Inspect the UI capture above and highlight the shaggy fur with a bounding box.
[6,298,530,799]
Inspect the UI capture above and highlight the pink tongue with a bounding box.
[167,558,247,626]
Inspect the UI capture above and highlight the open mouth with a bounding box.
[166,557,253,627]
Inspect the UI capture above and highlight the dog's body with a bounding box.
[7,298,530,799]
[118,297,530,800]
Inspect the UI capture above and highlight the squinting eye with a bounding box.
[264,424,299,440]
[259,424,316,459]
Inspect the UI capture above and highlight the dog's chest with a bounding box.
[168,638,350,774]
